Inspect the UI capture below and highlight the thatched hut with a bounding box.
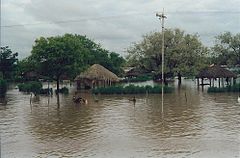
[196,65,237,87]
[75,64,119,89]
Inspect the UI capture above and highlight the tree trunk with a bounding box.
[56,78,60,94]
[178,72,182,85]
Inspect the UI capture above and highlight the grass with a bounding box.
[92,84,173,94]
[207,83,240,93]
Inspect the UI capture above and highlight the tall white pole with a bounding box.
[156,9,166,114]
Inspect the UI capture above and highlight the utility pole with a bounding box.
[156,9,167,114]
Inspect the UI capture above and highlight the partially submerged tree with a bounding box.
[30,33,125,92]
[0,46,18,79]
[127,28,209,84]
[31,34,86,92]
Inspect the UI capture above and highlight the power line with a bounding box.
[1,12,150,28]
[1,11,239,28]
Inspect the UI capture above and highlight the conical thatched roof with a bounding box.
[75,64,119,82]
[196,65,237,78]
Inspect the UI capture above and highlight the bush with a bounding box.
[55,87,69,94]
[92,84,174,94]
[207,83,240,93]
[18,81,42,94]
[0,79,7,97]
[40,88,53,95]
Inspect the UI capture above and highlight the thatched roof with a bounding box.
[75,64,119,82]
[125,68,141,77]
[196,65,237,78]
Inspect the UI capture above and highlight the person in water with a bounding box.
[129,96,136,102]
[73,93,87,104]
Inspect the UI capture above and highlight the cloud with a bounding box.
[1,0,239,59]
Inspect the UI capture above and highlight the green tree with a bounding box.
[30,34,87,92]
[0,46,18,79]
[108,52,125,75]
[212,32,240,66]
[127,28,209,83]
[30,33,125,92]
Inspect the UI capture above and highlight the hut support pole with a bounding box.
[209,78,212,87]
[233,78,236,85]
[213,78,214,87]
[197,78,199,87]
[201,78,204,87]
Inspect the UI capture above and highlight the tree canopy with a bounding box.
[127,28,209,81]
[211,32,240,66]
[0,46,18,79]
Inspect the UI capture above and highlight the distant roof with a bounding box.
[75,64,119,82]
[196,65,237,78]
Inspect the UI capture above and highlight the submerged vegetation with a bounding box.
[207,84,240,93]
[18,81,43,94]
[55,87,69,94]
[92,84,173,94]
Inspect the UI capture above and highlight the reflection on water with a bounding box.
[0,80,239,158]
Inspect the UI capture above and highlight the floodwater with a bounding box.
[0,80,239,158]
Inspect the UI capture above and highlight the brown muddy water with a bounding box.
[0,80,239,158]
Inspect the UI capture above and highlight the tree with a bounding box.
[30,34,87,92]
[127,28,209,84]
[30,33,125,92]
[0,46,18,79]
[211,32,240,66]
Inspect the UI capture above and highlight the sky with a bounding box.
[1,0,239,59]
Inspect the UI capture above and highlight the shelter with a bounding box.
[75,64,119,89]
[22,71,39,80]
[125,68,141,78]
[196,65,237,87]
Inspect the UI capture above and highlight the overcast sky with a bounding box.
[1,0,239,59]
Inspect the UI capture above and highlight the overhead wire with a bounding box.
[1,11,239,28]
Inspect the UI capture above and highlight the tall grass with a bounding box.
[92,84,173,94]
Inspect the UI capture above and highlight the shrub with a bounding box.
[0,79,7,97]
[40,88,53,95]
[207,83,240,93]
[55,87,69,94]
[18,81,42,94]
[92,84,173,94]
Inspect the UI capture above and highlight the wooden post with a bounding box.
[197,78,199,87]
[213,78,214,87]
[201,78,204,87]
[209,78,211,87]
